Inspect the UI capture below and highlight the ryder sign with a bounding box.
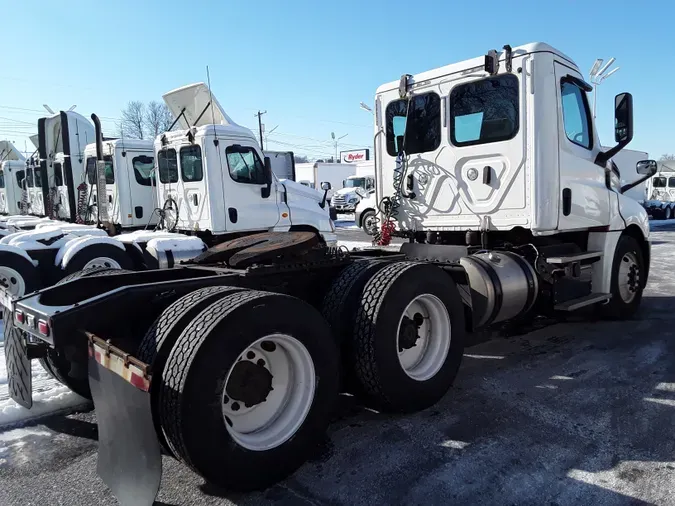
[340,149,370,163]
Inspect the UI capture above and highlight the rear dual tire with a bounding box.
[322,261,466,413]
[156,290,339,491]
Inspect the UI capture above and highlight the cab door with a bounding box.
[554,62,610,230]
[219,142,280,232]
[126,152,157,226]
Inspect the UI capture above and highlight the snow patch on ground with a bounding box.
[0,320,89,428]
[337,240,401,252]
[334,214,360,230]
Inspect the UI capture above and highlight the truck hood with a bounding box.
[334,187,365,198]
[162,82,235,130]
[281,179,323,202]
[0,141,25,162]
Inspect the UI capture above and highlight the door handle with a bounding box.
[193,194,198,206]
[108,195,112,203]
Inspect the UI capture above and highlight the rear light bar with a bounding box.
[38,320,50,337]
[15,310,24,324]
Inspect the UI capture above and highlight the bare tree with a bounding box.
[660,154,675,161]
[120,101,146,139]
[145,101,174,137]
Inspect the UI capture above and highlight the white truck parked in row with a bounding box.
[330,161,375,213]
[0,83,335,308]
[642,162,675,219]
[0,141,26,216]
[4,44,656,505]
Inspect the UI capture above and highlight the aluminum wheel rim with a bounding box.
[222,333,315,451]
[364,215,378,234]
[396,293,451,381]
[0,267,26,297]
[618,251,640,304]
[83,257,121,270]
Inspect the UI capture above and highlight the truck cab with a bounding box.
[157,83,336,245]
[331,174,375,213]
[374,42,653,301]
[38,111,95,222]
[0,141,26,216]
[83,139,159,229]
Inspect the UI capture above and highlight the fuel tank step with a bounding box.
[546,251,603,264]
[554,293,611,311]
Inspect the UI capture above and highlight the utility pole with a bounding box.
[331,132,348,162]
[254,110,267,148]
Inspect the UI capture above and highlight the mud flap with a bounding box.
[88,344,161,506]
[4,310,32,409]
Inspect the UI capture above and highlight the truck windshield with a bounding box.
[15,170,24,188]
[653,177,667,188]
[344,177,366,189]
[669,177,675,188]
[158,149,178,183]
[86,156,115,184]
[26,168,34,187]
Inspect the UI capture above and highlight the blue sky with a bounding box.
[0,0,672,160]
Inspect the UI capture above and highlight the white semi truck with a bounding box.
[642,163,675,219]
[330,161,375,213]
[0,141,26,216]
[5,43,655,505]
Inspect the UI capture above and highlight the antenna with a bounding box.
[68,105,77,111]
[43,104,55,114]
[207,66,217,139]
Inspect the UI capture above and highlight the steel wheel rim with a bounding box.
[222,333,315,451]
[0,266,26,298]
[396,293,451,381]
[618,251,640,303]
[83,257,121,270]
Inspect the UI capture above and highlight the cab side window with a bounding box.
[226,146,266,185]
[560,79,593,149]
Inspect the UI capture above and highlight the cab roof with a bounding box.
[0,141,25,162]
[375,42,577,94]
[84,138,154,155]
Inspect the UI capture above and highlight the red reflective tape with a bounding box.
[95,350,102,364]
[129,372,150,392]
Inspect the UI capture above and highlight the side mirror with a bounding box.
[614,92,634,144]
[261,156,272,198]
[636,159,657,176]
[319,181,331,209]
[621,159,657,194]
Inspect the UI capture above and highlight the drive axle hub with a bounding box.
[226,360,274,408]
[398,313,424,351]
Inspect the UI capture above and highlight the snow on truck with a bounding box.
[3,43,656,505]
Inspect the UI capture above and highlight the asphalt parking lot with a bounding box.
[1,223,674,506]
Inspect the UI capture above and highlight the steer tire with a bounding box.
[158,290,339,491]
[351,261,466,413]
[598,235,645,320]
[39,267,133,400]
[137,285,247,454]
[62,244,133,276]
[321,259,388,391]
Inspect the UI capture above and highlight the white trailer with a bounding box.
[263,150,295,181]
[5,43,656,505]
[293,162,355,202]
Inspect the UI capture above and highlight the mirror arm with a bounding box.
[319,190,328,209]
[621,171,656,194]
[595,139,630,168]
